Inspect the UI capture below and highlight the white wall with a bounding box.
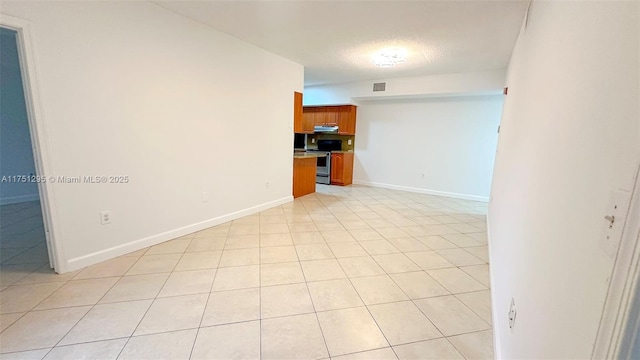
[0,28,39,205]
[353,96,503,200]
[303,69,505,105]
[1,2,303,272]
[304,71,505,200]
[489,1,639,358]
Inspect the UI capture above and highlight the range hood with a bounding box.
[314,125,338,133]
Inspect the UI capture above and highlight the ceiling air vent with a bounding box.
[373,82,386,92]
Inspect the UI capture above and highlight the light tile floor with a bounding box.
[0,185,493,359]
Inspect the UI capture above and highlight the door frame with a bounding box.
[0,13,64,273]
[592,162,640,358]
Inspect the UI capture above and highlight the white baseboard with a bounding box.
[64,196,294,272]
[352,180,489,202]
[0,194,40,205]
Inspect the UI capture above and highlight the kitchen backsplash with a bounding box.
[306,134,355,151]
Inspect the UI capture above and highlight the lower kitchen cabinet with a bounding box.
[330,152,354,186]
[293,157,317,198]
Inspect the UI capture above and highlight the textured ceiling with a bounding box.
[153,1,528,86]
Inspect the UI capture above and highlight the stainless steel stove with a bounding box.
[306,140,342,185]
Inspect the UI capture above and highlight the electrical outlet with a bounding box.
[508,298,517,330]
[348,139,352,146]
[421,172,426,178]
[311,138,315,144]
[100,211,111,225]
[266,181,269,189]
[202,191,210,203]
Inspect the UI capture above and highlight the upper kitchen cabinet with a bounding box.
[323,107,339,126]
[309,107,337,127]
[294,92,314,134]
[337,105,357,135]
[303,107,318,128]
[309,107,325,126]
[303,104,357,135]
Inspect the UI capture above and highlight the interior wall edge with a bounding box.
[485,209,502,360]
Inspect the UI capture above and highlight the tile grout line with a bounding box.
[114,233,198,359]
[327,241,400,359]
[381,256,493,352]
[185,228,229,360]
[0,245,34,266]
[443,336,470,360]
[352,217,488,355]
[40,259,140,359]
[291,230,332,360]
[366,250,441,360]
[9,263,134,337]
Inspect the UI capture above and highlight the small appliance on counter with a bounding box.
[306,140,342,184]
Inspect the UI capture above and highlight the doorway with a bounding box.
[0,21,58,277]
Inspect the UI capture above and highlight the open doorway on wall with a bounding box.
[0,27,52,278]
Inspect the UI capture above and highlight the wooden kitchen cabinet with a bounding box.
[303,109,317,130]
[301,106,324,126]
[330,152,354,186]
[324,106,339,126]
[302,114,314,133]
[307,107,332,126]
[303,104,357,134]
[293,157,317,197]
[311,108,325,126]
[294,92,314,134]
[337,105,357,135]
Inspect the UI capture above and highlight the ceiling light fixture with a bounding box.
[373,47,407,67]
